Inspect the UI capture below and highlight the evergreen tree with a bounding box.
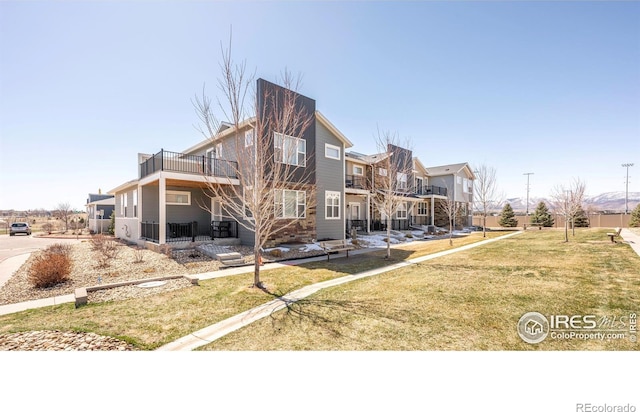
[498,203,518,227]
[108,212,115,235]
[629,204,640,228]
[530,201,554,227]
[572,205,589,228]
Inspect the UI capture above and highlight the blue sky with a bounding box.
[1,1,638,210]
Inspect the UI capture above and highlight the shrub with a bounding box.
[42,222,54,234]
[91,234,120,267]
[269,248,283,258]
[629,204,640,228]
[28,245,72,288]
[133,246,144,263]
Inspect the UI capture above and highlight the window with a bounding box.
[118,194,124,217]
[397,173,408,190]
[166,190,191,205]
[378,168,387,177]
[457,176,462,185]
[417,202,428,215]
[415,177,423,194]
[275,189,306,218]
[133,190,138,218]
[216,143,223,159]
[325,191,340,219]
[123,192,128,217]
[245,129,254,147]
[325,143,340,160]
[353,165,364,175]
[396,202,407,219]
[463,178,469,193]
[274,132,306,167]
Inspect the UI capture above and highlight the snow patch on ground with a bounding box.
[263,246,291,253]
[299,243,324,252]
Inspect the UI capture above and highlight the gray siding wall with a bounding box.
[142,185,159,222]
[315,120,345,240]
[237,216,255,245]
[189,132,240,162]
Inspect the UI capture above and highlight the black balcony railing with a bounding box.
[415,185,447,196]
[140,149,238,179]
[411,215,432,226]
[141,221,159,242]
[345,174,367,190]
[211,220,238,239]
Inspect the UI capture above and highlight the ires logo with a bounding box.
[518,312,637,344]
[549,315,597,329]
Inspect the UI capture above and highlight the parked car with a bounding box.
[9,222,32,236]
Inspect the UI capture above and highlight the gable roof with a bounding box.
[426,162,475,179]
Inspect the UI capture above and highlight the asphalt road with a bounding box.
[0,234,82,263]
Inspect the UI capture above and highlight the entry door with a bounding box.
[350,203,360,220]
[211,198,222,222]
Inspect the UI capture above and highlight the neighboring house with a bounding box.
[426,163,475,228]
[109,78,352,247]
[345,145,472,233]
[86,193,115,234]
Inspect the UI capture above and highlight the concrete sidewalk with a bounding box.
[0,254,31,289]
[620,228,640,257]
[158,231,523,351]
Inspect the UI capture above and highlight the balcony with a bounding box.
[140,149,238,179]
[345,174,368,190]
[414,185,447,197]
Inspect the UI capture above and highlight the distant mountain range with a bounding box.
[497,191,640,213]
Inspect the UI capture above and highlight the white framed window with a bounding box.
[216,143,223,159]
[397,173,408,190]
[133,190,138,218]
[123,192,128,217]
[378,168,387,177]
[117,194,124,217]
[245,129,254,148]
[275,189,306,219]
[353,165,364,175]
[325,191,341,220]
[166,190,191,205]
[396,202,407,219]
[417,202,428,215]
[274,132,306,167]
[325,143,341,160]
[457,176,462,185]
[463,178,469,193]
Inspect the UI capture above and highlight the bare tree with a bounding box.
[193,43,315,288]
[437,179,459,246]
[472,163,499,238]
[550,178,587,242]
[54,202,72,232]
[369,129,413,259]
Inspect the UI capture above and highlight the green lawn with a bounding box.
[199,228,640,350]
[1,229,638,350]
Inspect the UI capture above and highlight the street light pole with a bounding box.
[622,163,634,214]
[523,172,534,215]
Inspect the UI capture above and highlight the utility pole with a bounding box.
[622,163,634,214]
[523,172,534,215]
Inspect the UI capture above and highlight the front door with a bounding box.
[350,203,360,221]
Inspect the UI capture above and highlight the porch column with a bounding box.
[137,185,142,242]
[159,176,166,244]
[366,194,371,233]
[431,198,435,226]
